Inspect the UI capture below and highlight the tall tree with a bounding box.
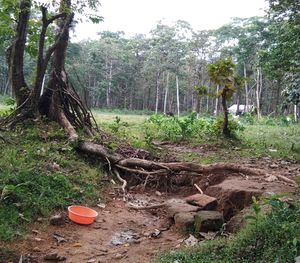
[207,59,242,136]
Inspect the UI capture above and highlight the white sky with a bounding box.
[72,0,268,41]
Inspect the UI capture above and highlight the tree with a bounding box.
[265,0,300,109]
[1,4,265,192]
[2,0,102,140]
[206,59,242,136]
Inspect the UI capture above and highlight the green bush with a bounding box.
[144,113,244,142]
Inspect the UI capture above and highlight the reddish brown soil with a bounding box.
[2,158,300,263]
[3,193,182,263]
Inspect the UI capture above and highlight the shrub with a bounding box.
[144,113,244,142]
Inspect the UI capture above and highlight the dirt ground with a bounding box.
[2,157,300,263]
[4,191,185,263]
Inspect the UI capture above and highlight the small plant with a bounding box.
[108,116,128,133]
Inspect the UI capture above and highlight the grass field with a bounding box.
[91,110,300,163]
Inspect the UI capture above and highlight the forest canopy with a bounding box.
[0,0,299,116]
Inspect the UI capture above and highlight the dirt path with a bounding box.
[7,193,182,263]
[3,158,300,263]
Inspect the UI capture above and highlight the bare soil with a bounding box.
[2,157,300,263]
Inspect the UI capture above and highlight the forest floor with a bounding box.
[1,145,299,263]
[1,108,300,262]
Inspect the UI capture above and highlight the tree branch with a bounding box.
[46,13,67,26]
[44,13,74,73]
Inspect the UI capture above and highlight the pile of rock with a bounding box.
[166,194,224,234]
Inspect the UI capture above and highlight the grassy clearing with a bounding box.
[156,197,300,263]
[92,111,300,163]
[239,123,300,160]
[0,121,104,241]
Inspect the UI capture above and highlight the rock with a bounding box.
[150,229,161,238]
[199,231,217,240]
[265,175,278,182]
[97,203,106,209]
[114,252,126,259]
[43,253,66,261]
[111,230,140,246]
[183,234,198,247]
[295,256,300,263]
[50,214,65,226]
[165,199,200,218]
[53,233,66,244]
[174,212,196,232]
[194,211,224,233]
[143,232,151,237]
[184,194,218,210]
[226,207,251,233]
[269,164,279,168]
[206,179,263,220]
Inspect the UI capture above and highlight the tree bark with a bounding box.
[10,0,31,107]
[221,88,230,136]
[176,75,180,117]
[214,85,219,116]
[155,71,161,114]
[163,71,169,114]
[106,60,113,108]
[244,62,249,111]
[256,67,262,119]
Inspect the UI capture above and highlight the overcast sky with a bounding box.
[72,0,268,41]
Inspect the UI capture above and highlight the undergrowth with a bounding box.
[144,113,244,142]
[0,121,103,241]
[156,196,300,263]
[93,111,300,162]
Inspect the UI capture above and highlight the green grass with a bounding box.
[0,95,11,113]
[239,124,300,161]
[156,198,300,263]
[92,111,300,163]
[0,121,104,241]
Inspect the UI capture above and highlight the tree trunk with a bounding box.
[256,67,262,119]
[38,0,94,140]
[4,79,11,96]
[244,62,249,111]
[176,75,180,117]
[163,71,169,114]
[236,90,240,116]
[10,0,31,107]
[206,86,210,113]
[106,60,112,108]
[155,71,160,114]
[221,89,230,136]
[214,85,219,116]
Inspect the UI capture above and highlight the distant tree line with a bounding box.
[0,0,299,117]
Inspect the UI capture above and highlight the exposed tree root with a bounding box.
[275,174,296,185]
[76,141,273,190]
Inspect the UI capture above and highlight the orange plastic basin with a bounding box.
[68,205,98,225]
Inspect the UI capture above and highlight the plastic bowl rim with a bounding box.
[68,205,98,218]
